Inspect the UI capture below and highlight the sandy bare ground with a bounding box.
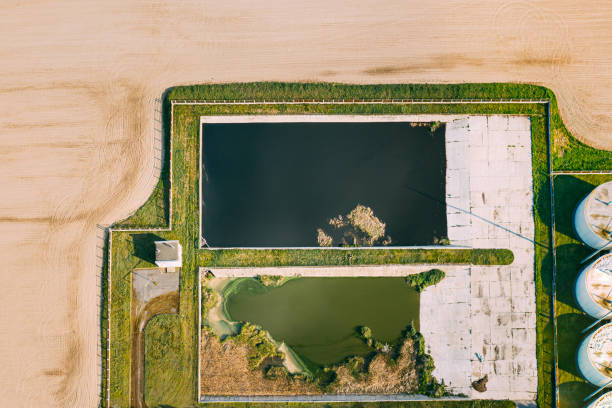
[2,1,612,407]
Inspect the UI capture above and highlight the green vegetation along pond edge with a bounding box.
[201,271,449,396]
[406,269,446,292]
[223,277,420,368]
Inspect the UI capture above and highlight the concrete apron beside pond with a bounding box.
[422,115,536,402]
[207,264,465,278]
[200,115,536,403]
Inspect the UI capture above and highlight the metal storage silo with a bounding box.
[574,181,612,249]
[576,254,612,320]
[587,391,612,408]
[578,323,612,388]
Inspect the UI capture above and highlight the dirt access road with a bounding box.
[1,1,612,407]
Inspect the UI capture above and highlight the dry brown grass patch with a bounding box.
[332,337,419,394]
[200,331,318,395]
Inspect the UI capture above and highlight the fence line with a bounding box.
[95,225,108,408]
[105,229,112,408]
[552,170,612,175]
[197,268,202,402]
[546,102,560,408]
[172,98,549,105]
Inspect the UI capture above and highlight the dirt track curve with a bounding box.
[131,291,179,408]
[2,1,612,407]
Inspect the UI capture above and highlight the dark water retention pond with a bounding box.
[201,121,447,247]
[224,277,419,368]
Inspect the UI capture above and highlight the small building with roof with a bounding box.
[576,254,612,320]
[578,323,612,388]
[575,181,612,249]
[154,240,182,269]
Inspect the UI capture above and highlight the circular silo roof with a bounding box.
[587,254,612,312]
[588,323,612,381]
[592,391,612,408]
[585,181,612,242]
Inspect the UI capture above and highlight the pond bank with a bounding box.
[204,277,310,375]
[203,264,466,278]
[222,277,420,367]
[205,278,238,338]
[201,120,446,247]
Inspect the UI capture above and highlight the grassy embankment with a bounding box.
[103,82,611,408]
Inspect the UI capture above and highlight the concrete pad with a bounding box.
[132,268,180,305]
[205,264,469,277]
[421,116,536,401]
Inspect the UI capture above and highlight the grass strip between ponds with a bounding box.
[198,248,513,267]
[102,82,612,408]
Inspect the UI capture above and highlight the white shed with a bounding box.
[578,323,612,388]
[154,240,182,269]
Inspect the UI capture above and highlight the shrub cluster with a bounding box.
[354,323,449,397]
[405,269,446,292]
[232,323,283,370]
[256,275,286,287]
[200,285,218,327]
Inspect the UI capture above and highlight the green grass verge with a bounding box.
[99,231,110,405]
[104,82,612,408]
[551,174,612,408]
[549,100,612,171]
[108,233,150,406]
[199,401,516,408]
[113,178,169,228]
[112,111,171,229]
[198,248,513,267]
[529,113,555,408]
[145,314,194,406]
[552,129,612,171]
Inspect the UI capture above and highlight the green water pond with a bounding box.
[224,277,420,368]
